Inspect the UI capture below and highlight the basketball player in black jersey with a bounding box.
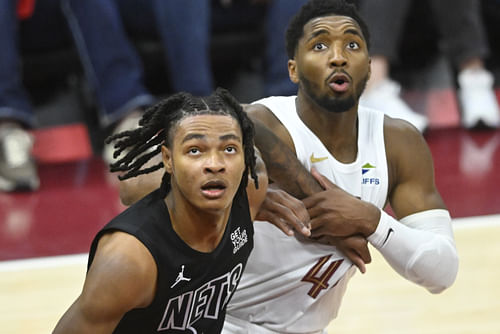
[110,1,458,332]
[53,88,272,333]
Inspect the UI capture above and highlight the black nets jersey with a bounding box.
[88,188,254,334]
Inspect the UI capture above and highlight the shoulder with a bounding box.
[84,231,158,311]
[243,99,295,150]
[243,103,279,129]
[244,96,295,130]
[383,116,438,196]
[383,115,430,161]
[96,231,156,269]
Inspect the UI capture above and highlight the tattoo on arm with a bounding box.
[252,119,321,199]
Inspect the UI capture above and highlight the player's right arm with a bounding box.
[245,104,371,270]
[245,104,318,236]
[52,232,157,334]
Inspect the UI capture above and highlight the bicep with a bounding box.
[53,232,157,334]
[387,122,446,219]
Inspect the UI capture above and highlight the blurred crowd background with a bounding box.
[2,0,500,193]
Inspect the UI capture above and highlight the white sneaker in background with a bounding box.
[102,111,143,165]
[458,68,500,129]
[360,79,428,133]
[0,122,39,192]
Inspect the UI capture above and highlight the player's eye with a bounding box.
[313,42,328,51]
[188,148,200,155]
[347,41,359,50]
[225,146,237,154]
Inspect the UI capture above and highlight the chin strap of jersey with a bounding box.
[367,209,459,294]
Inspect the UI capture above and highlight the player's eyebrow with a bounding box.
[307,29,329,42]
[182,133,205,143]
[307,27,363,42]
[344,28,362,39]
[219,134,241,142]
[181,133,241,143]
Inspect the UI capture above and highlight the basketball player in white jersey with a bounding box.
[222,0,459,333]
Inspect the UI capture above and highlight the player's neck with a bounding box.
[296,92,358,132]
[165,191,231,253]
[296,93,359,161]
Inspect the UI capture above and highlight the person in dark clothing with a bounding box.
[52,88,273,334]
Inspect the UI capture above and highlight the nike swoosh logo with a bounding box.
[382,228,394,246]
[310,153,328,163]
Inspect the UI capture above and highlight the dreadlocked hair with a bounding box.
[105,87,258,199]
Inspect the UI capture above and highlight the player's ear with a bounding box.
[162,145,173,174]
[288,59,299,84]
[367,57,372,82]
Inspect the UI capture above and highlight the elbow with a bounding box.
[428,249,459,294]
[408,240,459,294]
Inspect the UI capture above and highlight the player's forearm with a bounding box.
[252,119,321,199]
[367,209,459,293]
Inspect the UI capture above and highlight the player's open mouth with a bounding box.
[201,180,227,198]
[328,73,350,93]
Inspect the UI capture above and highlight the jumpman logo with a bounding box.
[170,265,191,288]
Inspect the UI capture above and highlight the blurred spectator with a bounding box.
[116,0,307,98]
[358,0,500,132]
[0,0,155,192]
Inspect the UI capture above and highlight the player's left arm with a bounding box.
[368,118,458,293]
[386,119,447,216]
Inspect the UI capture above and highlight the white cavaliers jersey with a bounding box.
[223,96,389,334]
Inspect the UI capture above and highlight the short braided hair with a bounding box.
[285,0,370,59]
[105,87,258,198]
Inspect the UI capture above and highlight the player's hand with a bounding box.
[315,234,371,273]
[255,185,311,237]
[303,168,380,239]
